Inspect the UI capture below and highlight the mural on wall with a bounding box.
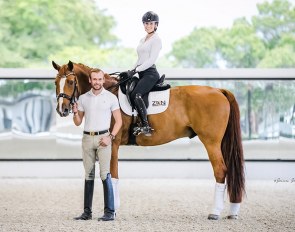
[0,94,55,134]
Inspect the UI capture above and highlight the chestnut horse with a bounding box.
[52,61,245,219]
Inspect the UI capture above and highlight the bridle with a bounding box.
[56,71,78,113]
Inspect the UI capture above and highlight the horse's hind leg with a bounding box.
[201,140,227,220]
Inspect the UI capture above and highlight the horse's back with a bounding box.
[167,85,231,138]
[170,85,230,108]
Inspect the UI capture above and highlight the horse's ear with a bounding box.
[52,61,60,71]
[68,60,74,71]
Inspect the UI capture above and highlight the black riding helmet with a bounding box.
[142,11,159,31]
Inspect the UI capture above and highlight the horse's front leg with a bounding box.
[110,141,120,210]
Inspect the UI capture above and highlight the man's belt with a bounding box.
[83,130,109,136]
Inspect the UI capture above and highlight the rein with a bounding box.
[106,72,132,91]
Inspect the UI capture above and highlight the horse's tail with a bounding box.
[220,89,245,202]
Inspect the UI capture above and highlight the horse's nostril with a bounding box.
[61,108,70,117]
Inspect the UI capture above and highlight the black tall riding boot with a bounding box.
[98,173,115,221]
[74,180,94,220]
[133,93,153,136]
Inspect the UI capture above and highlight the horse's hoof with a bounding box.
[208,214,219,220]
[225,215,238,220]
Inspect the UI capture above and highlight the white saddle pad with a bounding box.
[118,87,170,116]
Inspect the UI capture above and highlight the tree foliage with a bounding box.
[218,18,266,68]
[0,0,117,67]
[49,46,137,70]
[252,0,295,49]
[169,0,295,68]
[1,0,294,69]
[169,27,222,68]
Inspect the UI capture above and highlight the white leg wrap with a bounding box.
[229,203,240,216]
[211,182,226,215]
[111,178,120,210]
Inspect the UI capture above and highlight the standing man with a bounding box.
[72,68,122,221]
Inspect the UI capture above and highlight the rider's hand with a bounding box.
[127,69,137,78]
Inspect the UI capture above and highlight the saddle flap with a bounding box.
[118,87,170,116]
[126,77,139,107]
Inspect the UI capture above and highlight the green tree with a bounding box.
[49,46,137,70]
[218,18,266,68]
[253,0,295,67]
[252,0,295,49]
[169,27,223,68]
[169,0,295,68]
[258,45,295,67]
[0,0,117,67]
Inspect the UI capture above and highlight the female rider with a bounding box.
[128,11,162,136]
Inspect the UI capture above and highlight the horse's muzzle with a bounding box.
[56,106,70,117]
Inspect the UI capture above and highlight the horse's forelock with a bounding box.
[57,65,69,76]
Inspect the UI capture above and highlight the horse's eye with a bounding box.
[68,80,74,85]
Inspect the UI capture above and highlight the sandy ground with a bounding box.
[0,178,294,232]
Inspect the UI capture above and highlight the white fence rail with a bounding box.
[0,68,295,79]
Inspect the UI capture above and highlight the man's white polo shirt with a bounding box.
[77,88,120,132]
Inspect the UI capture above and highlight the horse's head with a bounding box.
[52,60,79,117]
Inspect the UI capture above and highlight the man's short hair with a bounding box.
[89,68,104,78]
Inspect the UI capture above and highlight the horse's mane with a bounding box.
[77,63,92,71]
[73,62,119,94]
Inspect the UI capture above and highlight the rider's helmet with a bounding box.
[142,11,159,31]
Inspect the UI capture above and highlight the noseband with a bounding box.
[56,72,78,111]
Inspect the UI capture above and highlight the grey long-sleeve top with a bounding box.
[134,33,162,73]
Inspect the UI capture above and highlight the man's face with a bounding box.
[89,71,105,91]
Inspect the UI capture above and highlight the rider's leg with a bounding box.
[130,68,159,136]
[134,93,153,136]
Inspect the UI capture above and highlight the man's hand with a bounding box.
[72,102,78,115]
[99,136,112,147]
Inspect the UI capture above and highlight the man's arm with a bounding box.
[99,109,122,147]
[72,103,84,126]
[110,109,122,137]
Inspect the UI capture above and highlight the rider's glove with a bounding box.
[127,69,137,78]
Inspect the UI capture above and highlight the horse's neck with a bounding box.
[74,64,118,97]
[75,65,91,95]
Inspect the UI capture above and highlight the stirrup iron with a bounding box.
[133,126,154,136]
